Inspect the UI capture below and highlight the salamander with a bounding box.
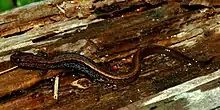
[10,45,212,82]
[10,50,140,82]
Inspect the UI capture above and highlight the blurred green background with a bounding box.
[0,0,43,12]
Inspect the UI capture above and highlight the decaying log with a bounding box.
[1,0,220,109]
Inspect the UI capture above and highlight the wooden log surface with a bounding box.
[1,0,220,109]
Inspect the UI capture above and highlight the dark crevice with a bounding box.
[94,1,167,19]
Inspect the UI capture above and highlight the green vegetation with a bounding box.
[0,0,43,12]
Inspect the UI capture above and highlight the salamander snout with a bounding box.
[10,51,23,64]
[10,51,34,64]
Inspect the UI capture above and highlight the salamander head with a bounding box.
[10,51,38,66]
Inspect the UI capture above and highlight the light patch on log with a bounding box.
[141,69,220,107]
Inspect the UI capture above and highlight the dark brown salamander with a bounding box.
[10,45,212,82]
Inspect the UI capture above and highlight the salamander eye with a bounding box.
[16,58,21,62]
[13,51,22,55]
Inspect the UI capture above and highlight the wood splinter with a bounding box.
[54,75,59,100]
